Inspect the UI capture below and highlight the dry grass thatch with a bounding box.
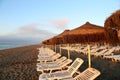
[63,22,106,44]
[68,22,104,35]
[43,30,70,45]
[52,30,70,44]
[42,38,54,45]
[42,22,106,45]
[104,9,120,45]
[105,10,120,29]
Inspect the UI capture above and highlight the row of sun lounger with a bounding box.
[37,47,101,80]
[104,55,120,62]
[61,45,120,62]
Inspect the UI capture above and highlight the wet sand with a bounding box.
[0,45,120,80]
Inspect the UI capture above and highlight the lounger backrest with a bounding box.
[74,68,101,80]
[56,56,67,64]
[67,58,84,76]
[59,59,72,67]
[53,53,61,59]
[109,47,116,53]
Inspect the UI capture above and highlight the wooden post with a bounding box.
[60,44,62,55]
[55,44,56,52]
[68,44,70,59]
[88,44,91,68]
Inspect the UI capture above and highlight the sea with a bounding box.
[0,41,39,50]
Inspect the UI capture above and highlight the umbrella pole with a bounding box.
[68,44,70,59]
[87,44,91,68]
[55,44,56,52]
[52,45,54,50]
[60,44,62,55]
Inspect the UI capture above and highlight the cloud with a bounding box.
[18,23,56,39]
[42,18,70,30]
[0,23,56,43]
[52,18,69,29]
[0,18,70,43]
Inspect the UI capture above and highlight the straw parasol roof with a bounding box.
[42,39,52,45]
[69,22,104,35]
[42,30,70,45]
[52,30,70,44]
[104,10,120,45]
[64,22,106,44]
[105,10,120,29]
[42,36,57,45]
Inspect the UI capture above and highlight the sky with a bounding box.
[0,0,120,43]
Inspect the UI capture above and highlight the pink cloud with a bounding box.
[52,18,69,29]
[41,18,70,30]
[18,23,40,34]
[17,23,56,40]
[0,23,56,42]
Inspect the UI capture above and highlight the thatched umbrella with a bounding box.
[52,30,70,44]
[64,22,106,68]
[42,37,56,51]
[64,22,106,44]
[42,38,55,45]
[104,10,120,45]
[53,30,70,57]
[42,30,70,53]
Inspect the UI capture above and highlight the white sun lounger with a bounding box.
[103,55,120,62]
[74,67,100,80]
[62,67,101,80]
[38,52,56,58]
[100,47,116,57]
[94,49,108,57]
[39,58,84,80]
[38,47,54,55]
[111,56,120,62]
[103,55,120,59]
[89,46,104,55]
[37,53,61,62]
[37,58,72,73]
[80,47,88,54]
[36,56,67,67]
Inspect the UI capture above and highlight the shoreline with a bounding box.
[0,43,40,51]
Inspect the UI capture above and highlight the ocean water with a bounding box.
[0,41,38,50]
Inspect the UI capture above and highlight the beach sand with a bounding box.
[0,45,120,80]
[0,45,40,80]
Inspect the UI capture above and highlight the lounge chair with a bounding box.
[38,47,54,55]
[103,55,120,62]
[37,53,61,62]
[100,47,116,57]
[38,52,56,58]
[103,55,120,59]
[36,56,67,66]
[37,58,72,73]
[111,56,120,62]
[62,67,101,80]
[39,58,84,80]
[94,49,108,57]
[80,47,88,54]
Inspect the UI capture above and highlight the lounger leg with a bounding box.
[50,70,52,73]
[41,70,44,73]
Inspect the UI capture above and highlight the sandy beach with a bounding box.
[0,45,40,80]
[0,45,120,80]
